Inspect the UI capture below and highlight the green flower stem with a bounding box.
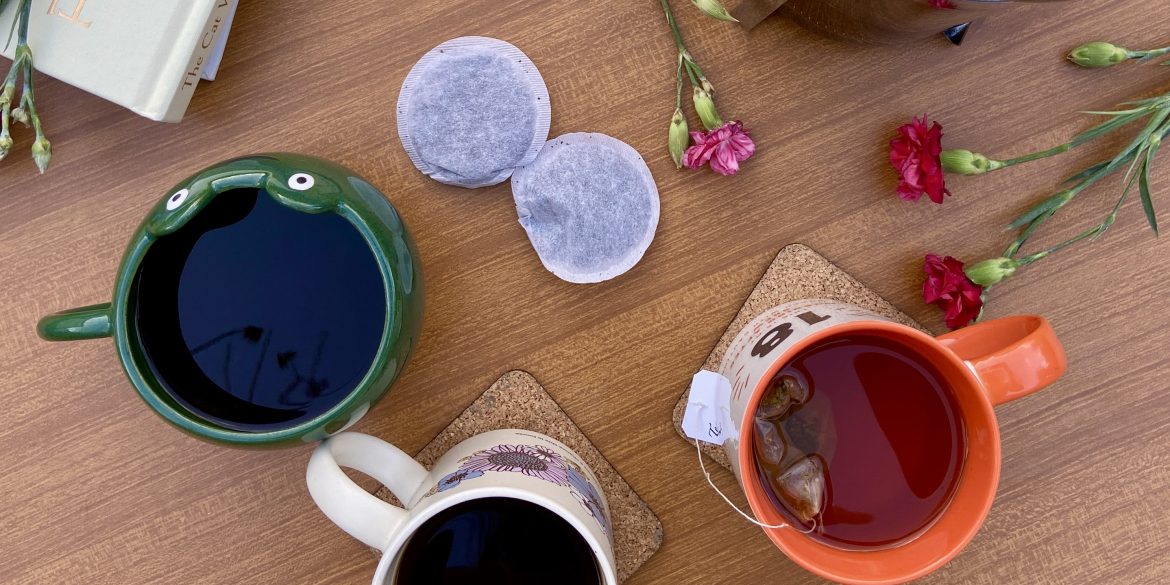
[0,0,51,171]
[13,0,38,138]
[22,62,42,139]
[683,53,699,87]
[1129,46,1170,61]
[660,0,702,88]
[16,0,30,44]
[1002,209,1054,258]
[1017,225,1103,266]
[1005,162,1117,258]
[1,100,10,141]
[1006,209,1112,271]
[2,47,23,97]
[675,54,684,110]
[988,99,1170,173]
[1003,106,1170,263]
[682,52,707,87]
[2,61,18,88]
[661,0,686,53]
[1008,107,1170,233]
[1000,142,1072,167]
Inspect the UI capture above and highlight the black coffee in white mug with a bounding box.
[395,498,600,585]
[307,430,618,585]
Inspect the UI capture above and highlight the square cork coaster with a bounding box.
[671,244,926,470]
[375,370,663,583]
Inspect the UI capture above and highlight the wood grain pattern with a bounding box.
[2,1,1168,584]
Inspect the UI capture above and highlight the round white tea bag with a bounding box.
[511,133,661,284]
[397,36,551,188]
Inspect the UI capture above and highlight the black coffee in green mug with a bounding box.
[133,187,386,431]
[37,154,424,446]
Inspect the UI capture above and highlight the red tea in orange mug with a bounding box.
[707,299,1065,584]
[752,331,966,550]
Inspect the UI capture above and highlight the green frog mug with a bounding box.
[37,153,424,447]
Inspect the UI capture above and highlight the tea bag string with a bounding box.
[693,439,815,534]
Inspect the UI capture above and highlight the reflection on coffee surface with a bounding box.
[132,189,386,431]
[753,334,967,549]
[394,497,600,585]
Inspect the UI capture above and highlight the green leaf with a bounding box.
[1009,191,1073,229]
[1121,96,1167,106]
[1140,148,1159,235]
[1099,149,1148,240]
[1071,110,1147,146]
[691,0,739,22]
[1057,145,1139,193]
[1080,107,1150,117]
[1087,108,1170,178]
[1063,159,1113,185]
[5,1,17,51]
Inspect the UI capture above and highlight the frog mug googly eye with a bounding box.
[165,188,190,210]
[288,173,315,191]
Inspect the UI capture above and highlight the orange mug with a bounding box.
[714,299,1066,584]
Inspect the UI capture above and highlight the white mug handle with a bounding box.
[306,432,430,550]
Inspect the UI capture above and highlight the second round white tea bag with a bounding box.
[511,133,660,283]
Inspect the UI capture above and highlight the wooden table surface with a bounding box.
[3,1,1169,584]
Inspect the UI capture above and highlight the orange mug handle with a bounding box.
[936,315,1067,406]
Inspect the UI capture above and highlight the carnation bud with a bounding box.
[668,108,689,169]
[693,87,723,131]
[964,257,1018,287]
[31,136,51,174]
[1067,41,1131,68]
[0,133,12,160]
[940,149,1004,176]
[11,106,30,127]
[691,0,738,22]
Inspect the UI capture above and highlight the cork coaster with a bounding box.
[374,370,663,582]
[671,244,926,470]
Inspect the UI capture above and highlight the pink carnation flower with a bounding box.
[683,121,756,176]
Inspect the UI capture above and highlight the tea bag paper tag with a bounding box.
[682,370,737,446]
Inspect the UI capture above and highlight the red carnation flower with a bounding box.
[929,0,957,9]
[923,254,984,329]
[891,115,950,204]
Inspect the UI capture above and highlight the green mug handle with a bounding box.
[37,303,113,341]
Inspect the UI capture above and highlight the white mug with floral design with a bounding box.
[306,429,617,585]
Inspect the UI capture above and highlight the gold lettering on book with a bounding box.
[47,0,93,29]
[180,1,231,92]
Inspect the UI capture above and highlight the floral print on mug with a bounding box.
[460,443,572,485]
[566,460,610,535]
[423,469,485,498]
[422,443,609,535]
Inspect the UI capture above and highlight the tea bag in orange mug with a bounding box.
[773,455,826,524]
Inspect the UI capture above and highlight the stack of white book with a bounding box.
[0,0,239,122]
